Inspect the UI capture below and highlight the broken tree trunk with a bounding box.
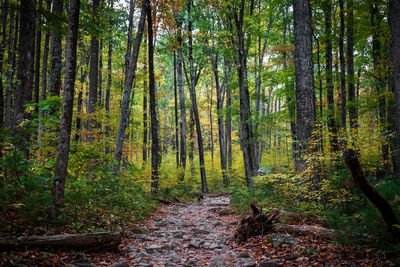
[343,149,399,236]
[0,232,121,251]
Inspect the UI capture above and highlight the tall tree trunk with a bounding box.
[147,0,160,191]
[34,0,43,116]
[292,0,316,172]
[371,0,389,173]
[49,0,63,98]
[143,33,148,163]
[211,52,227,182]
[224,59,232,171]
[313,33,324,153]
[0,0,9,127]
[15,0,36,157]
[38,0,51,143]
[187,0,207,193]
[105,0,113,153]
[347,0,357,134]
[125,0,135,81]
[5,6,15,128]
[113,0,147,172]
[389,0,400,179]
[209,86,214,163]
[98,39,103,105]
[174,51,179,168]
[324,0,338,152]
[177,26,187,175]
[87,0,100,142]
[75,56,87,142]
[339,0,346,132]
[50,0,80,219]
[234,0,257,188]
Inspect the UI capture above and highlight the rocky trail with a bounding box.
[2,194,397,266]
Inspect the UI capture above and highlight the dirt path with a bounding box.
[122,195,255,267]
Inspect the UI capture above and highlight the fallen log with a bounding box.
[275,224,334,237]
[0,231,121,251]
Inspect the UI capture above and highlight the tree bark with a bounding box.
[339,0,346,132]
[50,0,80,219]
[113,0,147,172]
[147,0,160,191]
[33,0,43,116]
[343,149,399,234]
[48,0,63,98]
[38,0,51,143]
[87,0,100,142]
[324,0,338,152]
[4,2,14,128]
[177,33,187,174]
[292,0,316,172]
[233,0,257,188]
[174,51,179,168]
[187,0,207,193]
[211,52,227,181]
[389,0,400,179]
[143,33,148,163]
[14,0,36,157]
[0,0,8,127]
[105,0,113,153]
[347,0,357,133]
[224,59,232,171]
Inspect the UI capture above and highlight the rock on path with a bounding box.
[125,195,256,267]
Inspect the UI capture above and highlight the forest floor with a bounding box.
[1,194,398,266]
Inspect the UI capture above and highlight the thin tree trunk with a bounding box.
[147,0,160,191]
[113,1,147,172]
[143,33,148,163]
[50,0,80,219]
[34,0,43,116]
[4,4,15,128]
[339,0,346,132]
[209,86,214,164]
[177,26,187,175]
[233,0,257,188]
[224,59,232,171]
[15,0,36,157]
[87,0,100,142]
[347,0,357,133]
[0,0,9,127]
[324,0,338,152]
[389,0,400,179]
[211,52,227,181]
[292,0,316,172]
[98,39,103,105]
[38,0,51,142]
[174,51,179,168]
[105,0,113,153]
[313,33,323,153]
[49,0,63,98]
[187,0,207,193]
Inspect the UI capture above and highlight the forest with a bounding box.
[0,0,400,265]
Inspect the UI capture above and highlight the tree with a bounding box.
[389,0,400,179]
[14,0,36,157]
[347,0,357,133]
[186,0,207,193]
[147,0,160,191]
[339,0,346,131]
[113,0,147,172]
[48,0,63,98]
[50,0,81,219]
[292,0,316,172]
[87,0,100,142]
[324,0,338,152]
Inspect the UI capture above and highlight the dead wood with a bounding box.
[275,224,334,237]
[0,231,121,251]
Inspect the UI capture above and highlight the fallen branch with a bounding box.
[0,232,121,251]
[275,224,334,237]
